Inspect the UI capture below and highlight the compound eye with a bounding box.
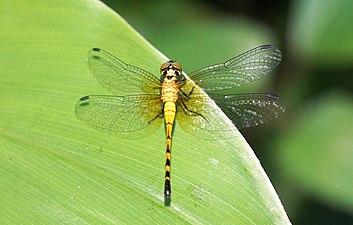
[172,62,182,72]
[160,62,171,72]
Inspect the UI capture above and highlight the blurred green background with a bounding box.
[103,0,353,224]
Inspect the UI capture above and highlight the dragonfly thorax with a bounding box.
[160,61,180,103]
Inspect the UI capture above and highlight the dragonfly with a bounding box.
[75,45,285,205]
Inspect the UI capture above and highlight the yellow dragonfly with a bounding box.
[75,45,285,204]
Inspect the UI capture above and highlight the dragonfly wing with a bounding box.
[88,48,161,94]
[188,45,282,91]
[75,94,163,138]
[209,93,285,129]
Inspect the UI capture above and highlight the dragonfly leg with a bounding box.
[178,77,197,98]
[148,106,164,124]
[179,98,209,123]
[179,85,197,98]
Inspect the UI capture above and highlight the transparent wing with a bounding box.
[88,48,161,94]
[209,93,285,129]
[75,94,163,137]
[188,45,282,92]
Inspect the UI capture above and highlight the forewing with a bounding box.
[75,94,163,137]
[188,45,282,91]
[88,48,161,94]
[209,93,285,129]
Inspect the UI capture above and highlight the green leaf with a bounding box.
[277,92,353,213]
[0,0,290,223]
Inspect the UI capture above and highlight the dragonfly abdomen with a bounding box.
[163,100,176,200]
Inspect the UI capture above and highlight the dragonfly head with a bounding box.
[160,60,182,76]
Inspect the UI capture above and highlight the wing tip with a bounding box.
[260,44,274,49]
[260,44,282,54]
[76,96,90,108]
[260,45,282,64]
[88,48,102,61]
[266,93,286,112]
[266,93,280,99]
[79,96,90,101]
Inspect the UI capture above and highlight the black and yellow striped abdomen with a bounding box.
[163,100,175,199]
